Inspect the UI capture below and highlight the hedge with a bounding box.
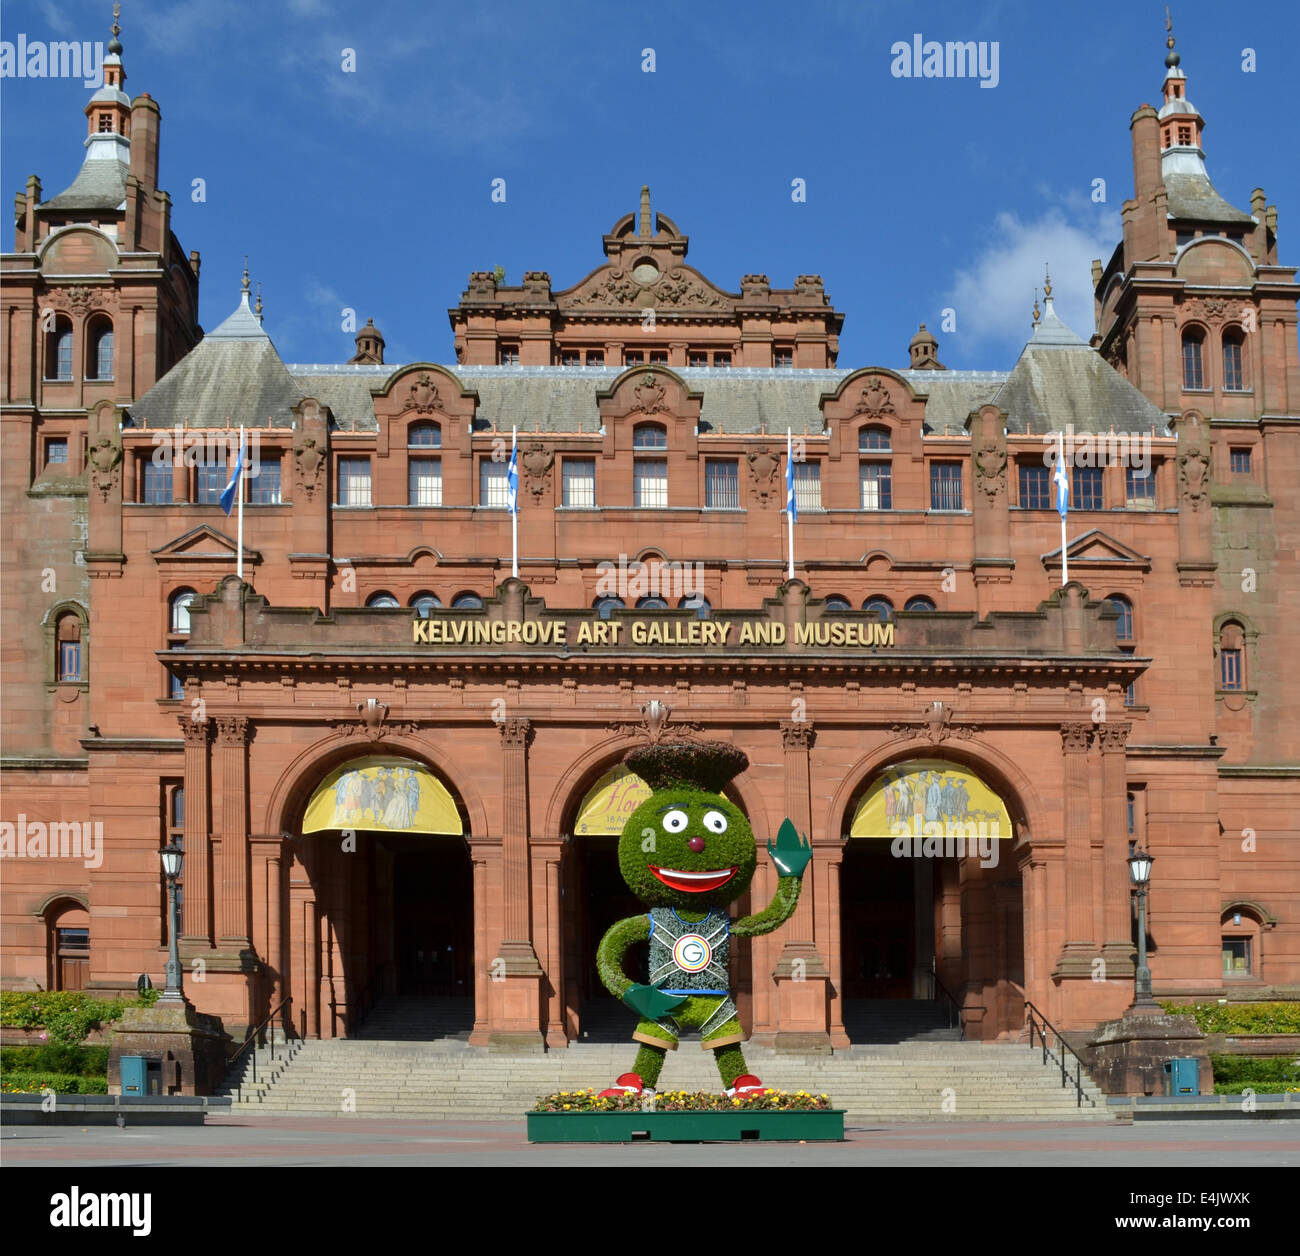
[0,990,160,1045]
[1157,1000,1300,1034]
[0,1072,109,1095]
[1210,1054,1300,1095]
[0,1044,109,1076]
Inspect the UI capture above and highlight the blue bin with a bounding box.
[119,1055,162,1095]
[1163,1057,1200,1095]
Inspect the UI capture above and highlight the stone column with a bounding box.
[264,840,286,1038]
[1053,722,1096,979]
[468,842,493,1046]
[913,857,935,998]
[215,716,254,958]
[771,721,830,1051]
[303,898,319,1039]
[1099,721,1135,975]
[179,715,212,948]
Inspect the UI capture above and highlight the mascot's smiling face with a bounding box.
[619,786,757,910]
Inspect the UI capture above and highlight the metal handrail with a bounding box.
[226,997,293,1087]
[1024,1000,1091,1107]
[928,967,966,1039]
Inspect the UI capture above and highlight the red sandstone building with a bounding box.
[2,26,1297,1057]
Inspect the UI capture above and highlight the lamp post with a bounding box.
[1127,847,1160,1014]
[159,843,185,1004]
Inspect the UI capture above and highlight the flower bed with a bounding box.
[533,1087,833,1112]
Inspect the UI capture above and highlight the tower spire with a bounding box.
[639,185,652,238]
[109,3,123,56]
[255,282,263,323]
[241,257,251,294]
[1032,288,1041,329]
[1164,6,1179,69]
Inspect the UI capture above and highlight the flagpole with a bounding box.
[786,428,794,581]
[1060,511,1068,587]
[236,425,245,581]
[1057,431,1068,588]
[511,425,518,579]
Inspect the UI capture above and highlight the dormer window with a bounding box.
[633,424,667,450]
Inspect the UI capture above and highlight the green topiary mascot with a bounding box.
[596,739,811,1098]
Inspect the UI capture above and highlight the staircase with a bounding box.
[218,998,1110,1121]
[841,998,963,1044]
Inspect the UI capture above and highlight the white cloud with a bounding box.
[37,0,73,33]
[945,207,1121,355]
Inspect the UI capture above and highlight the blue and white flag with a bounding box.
[220,429,246,516]
[1053,434,1069,520]
[785,429,798,522]
[506,428,519,514]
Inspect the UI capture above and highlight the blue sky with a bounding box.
[4,0,1298,370]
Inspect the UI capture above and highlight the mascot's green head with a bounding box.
[618,741,755,910]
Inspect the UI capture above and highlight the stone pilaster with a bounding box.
[1053,721,1097,978]
[178,715,212,949]
[214,716,255,966]
[1099,721,1136,974]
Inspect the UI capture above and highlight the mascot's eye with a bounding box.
[662,809,689,833]
[703,810,728,834]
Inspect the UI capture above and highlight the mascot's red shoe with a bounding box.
[598,1072,645,1098]
[726,1074,764,1097]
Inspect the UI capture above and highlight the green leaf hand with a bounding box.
[622,983,688,1020]
[767,817,812,878]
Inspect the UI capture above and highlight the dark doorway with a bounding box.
[840,841,916,999]
[390,838,472,997]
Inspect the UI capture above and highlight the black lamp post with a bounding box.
[159,843,185,1004]
[1127,847,1160,1013]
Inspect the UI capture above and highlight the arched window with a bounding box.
[366,592,400,608]
[859,426,891,451]
[167,590,195,700]
[85,316,114,380]
[407,421,441,447]
[1181,327,1205,390]
[55,611,83,681]
[904,596,936,612]
[862,596,893,618]
[632,423,668,449]
[47,901,90,991]
[1222,327,1247,392]
[1221,906,1266,979]
[452,593,483,609]
[45,316,74,381]
[636,596,668,609]
[411,593,441,617]
[594,596,625,620]
[679,594,711,619]
[824,595,851,613]
[1107,595,1136,705]
[1217,620,1246,691]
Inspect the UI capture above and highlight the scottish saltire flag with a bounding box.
[506,429,519,514]
[1053,434,1069,520]
[785,429,797,522]
[220,428,246,515]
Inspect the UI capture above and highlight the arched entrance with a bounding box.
[839,756,1023,1042]
[283,753,474,1040]
[559,761,752,1042]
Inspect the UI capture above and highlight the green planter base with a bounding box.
[527,1108,845,1143]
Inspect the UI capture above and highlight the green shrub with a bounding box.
[0,1071,109,1095]
[1157,1001,1300,1034]
[1209,1053,1300,1094]
[0,990,160,1044]
[0,1044,109,1076]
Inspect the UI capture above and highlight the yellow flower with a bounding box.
[820,1093,828,1100]
[563,1104,571,1110]
[732,1098,741,1106]
[765,1088,774,1095]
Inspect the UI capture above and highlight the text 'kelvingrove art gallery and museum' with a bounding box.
[1,17,1297,1109]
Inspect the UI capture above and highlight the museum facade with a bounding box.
[2,25,1297,1050]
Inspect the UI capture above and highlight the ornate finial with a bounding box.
[638,185,652,238]
[255,282,263,320]
[1043,264,1053,299]
[241,256,250,294]
[1032,289,1041,327]
[108,3,122,55]
[1164,6,1180,67]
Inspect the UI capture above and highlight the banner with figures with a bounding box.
[850,759,1013,840]
[302,756,463,835]
[572,765,739,836]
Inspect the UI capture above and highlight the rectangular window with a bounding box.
[142,459,173,504]
[196,464,224,504]
[1121,645,1137,706]
[1126,465,1156,506]
[336,457,371,506]
[1018,463,1050,508]
[713,352,731,367]
[929,461,963,511]
[773,347,794,367]
[45,437,68,467]
[1220,648,1243,691]
[249,459,281,504]
[1177,124,1193,145]
[559,350,581,366]
[1072,465,1103,511]
[1222,938,1251,977]
[585,350,604,366]
[688,352,708,368]
[704,459,740,509]
[634,458,668,508]
[793,461,821,512]
[168,641,185,699]
[409,457,442,506]
[1183,337,1204,390]
[859,462,892,510]
[480,459,510,508]
[58,641,81,682]
[624,351,644,366]
[648,351,668,364]
[562,458,595,507]
[1230,447,1252,474]
[1223,340,1246,391]
[498,344,519,365]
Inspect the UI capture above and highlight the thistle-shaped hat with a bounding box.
[624,739,748,794]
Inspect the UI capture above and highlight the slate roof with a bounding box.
[993,301,1170,437]
[42,157,128,212]
[1163,172,1254,225]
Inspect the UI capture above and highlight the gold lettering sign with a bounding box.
[410,617,894,649]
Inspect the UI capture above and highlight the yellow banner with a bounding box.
[302,757,462,835]
[573,765,652,836]
[850,759,1012,839]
